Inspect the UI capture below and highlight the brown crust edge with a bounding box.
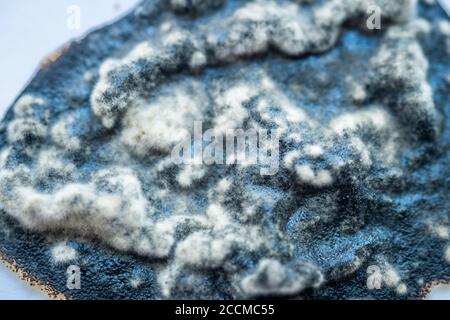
[0,252,67,300]
[419,279,450,300]
[40,44,70,70]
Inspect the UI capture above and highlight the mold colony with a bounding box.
[0,0,449,299]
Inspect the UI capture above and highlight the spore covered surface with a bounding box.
[0,0,449,299]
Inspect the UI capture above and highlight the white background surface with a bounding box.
[0,0,448,300]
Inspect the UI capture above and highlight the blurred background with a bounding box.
[0,0,449,300]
